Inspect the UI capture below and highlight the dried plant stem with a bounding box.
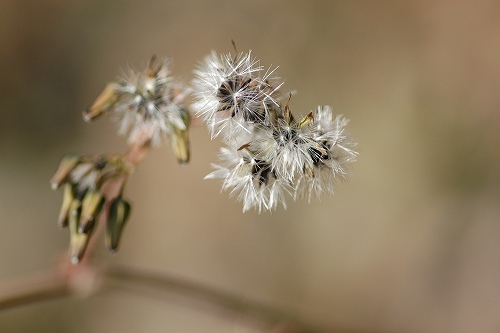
[0,269,69,310]
[0,263,323,332]
[124,139,151,166]
[103,264,318,332]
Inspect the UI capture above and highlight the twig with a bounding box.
[0,263,319,332]
[102,264,319,332]
[0,268,69,310]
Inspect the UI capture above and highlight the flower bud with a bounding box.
[170,107,191,164]
[69,162,95,185]
[299,111,314,129]
[57,183,74,228]
[146,55,161,78]
[84,83,120,122]
[170,127,190,164]
[68,201,90,264]
[50,155,80,190]
[106,197,131,253]
[79,190,105,233]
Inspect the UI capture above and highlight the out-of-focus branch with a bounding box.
[102,264,318,332]
[0,260,100,310]
[0,268,69,310]
[0,262,323,332]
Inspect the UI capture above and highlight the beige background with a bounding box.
[1,1,500,332]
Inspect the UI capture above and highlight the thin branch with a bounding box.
[0,269,69,310]
[0,263,317,331]
[0,262,368,332]
[102,264,319,332]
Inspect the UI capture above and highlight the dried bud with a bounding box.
[171,130,190,164]
[298,111,314,129]
[106,196,131,253]
[68,162,95,185]
[84,83,121,122]
[50,155,80,190]
[170,127,190,164]
[79,190,105,233]
[146,55,161,78]
[57,183,75,228]
[170,107,191,164]
[68,201,90,264]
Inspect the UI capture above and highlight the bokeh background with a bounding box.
[1,1,500,332]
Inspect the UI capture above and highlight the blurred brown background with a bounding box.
[1,1,500,332]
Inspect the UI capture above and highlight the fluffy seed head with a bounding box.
[194,49,358,212]
[192,51,281,139]
[86,56,191,148]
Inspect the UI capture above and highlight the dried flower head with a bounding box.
[205,143,292,213]
[192,51,281,139]
[85,56,191,163]
[250,105,318,183]
[294,106,358,201]
[195,50,358,212]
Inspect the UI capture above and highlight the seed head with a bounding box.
[85,56,191,157]
[192,51,281,139]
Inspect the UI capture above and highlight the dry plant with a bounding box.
[0,46,358,332]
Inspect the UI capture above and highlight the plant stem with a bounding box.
[103,264,318,332]
[0,268,69,310]
[0,263,322,332]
